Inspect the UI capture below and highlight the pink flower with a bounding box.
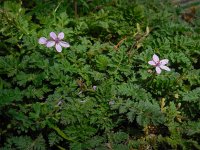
[92,86,97,91]
[46,32,70,52]
[109,100,115,105]
[148,54,170,74]
[38,32,70,52]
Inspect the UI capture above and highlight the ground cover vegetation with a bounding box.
[0,0,200,149]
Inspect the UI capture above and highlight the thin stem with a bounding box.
[74,0,78,18]
[147,72,156,87]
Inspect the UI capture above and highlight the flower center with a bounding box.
[54,38,60,44]
[155,61,160,67]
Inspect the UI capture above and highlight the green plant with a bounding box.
[0,0,200,149]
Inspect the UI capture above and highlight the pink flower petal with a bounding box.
[93,86,97,90]
[59,41,70,48]
[38,37,47,44]
[46,41,55,47]
[56,44,62,52]
[153,54,159,63]
[156,66,161,74]
[160,65,170,71]
[58,32,64,40]
[50,32,57,40]
[160,59,169,65]
[148,60,156,66]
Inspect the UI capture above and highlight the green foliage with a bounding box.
[0,0,200,149]
[2,135,46,150]
[181,87,200,118]
[118,99,165,126]
[115,83,152,101]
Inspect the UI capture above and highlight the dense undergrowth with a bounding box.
[0,0,200,149]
